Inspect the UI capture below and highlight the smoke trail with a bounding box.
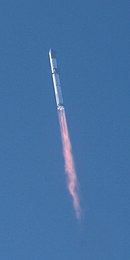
[58,109,81,219]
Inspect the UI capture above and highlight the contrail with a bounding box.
[49,48,81,219]
[58,109,81,219]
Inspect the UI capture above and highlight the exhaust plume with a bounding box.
[58,109,81,219]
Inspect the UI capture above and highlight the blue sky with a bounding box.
[0,0,129,259]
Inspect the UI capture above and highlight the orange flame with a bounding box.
[58,109,81,219]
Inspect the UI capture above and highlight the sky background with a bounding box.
[0,0,129,259]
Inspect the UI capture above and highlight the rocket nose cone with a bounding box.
[49,48,55,58]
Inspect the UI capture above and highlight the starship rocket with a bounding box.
[49,49,64,111]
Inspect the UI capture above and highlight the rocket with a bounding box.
[49,49,64,111]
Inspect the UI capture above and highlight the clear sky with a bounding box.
[0,0,129,259]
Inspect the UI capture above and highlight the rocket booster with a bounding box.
[49,49,64,110]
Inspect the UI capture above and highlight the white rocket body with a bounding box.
[49,49,64,110]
